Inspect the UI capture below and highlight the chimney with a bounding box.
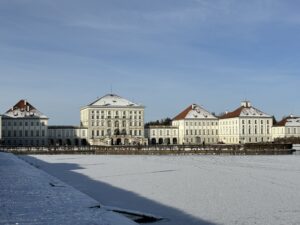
[241,101,251,108]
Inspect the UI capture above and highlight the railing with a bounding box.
[0,143,293,155]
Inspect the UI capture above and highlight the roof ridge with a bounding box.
[173,105,193,121]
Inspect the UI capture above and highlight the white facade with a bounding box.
[48,126,88,146]
[219,101,273,144]
[172,104,219,145]
[272,116,300,140]
[145,125,179,145]
[1,100,49,146]
[80,94,147,145]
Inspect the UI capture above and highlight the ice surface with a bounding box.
[22,155,300,225]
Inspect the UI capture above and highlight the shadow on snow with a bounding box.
[21,155,218,225]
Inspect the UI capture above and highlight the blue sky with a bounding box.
[1,0,300,124]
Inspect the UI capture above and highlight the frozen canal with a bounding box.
[21,155,300,225]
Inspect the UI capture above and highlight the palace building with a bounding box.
[80,94,147,145]
[172,104,219,145]
[219,101,273,144]
[0,97,297,147]
[1,100,49,146]
[272,115,300,140]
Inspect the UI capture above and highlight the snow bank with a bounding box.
[0,152,136,225]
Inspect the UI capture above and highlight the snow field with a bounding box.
[22,155,300,225]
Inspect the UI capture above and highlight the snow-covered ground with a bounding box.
[0,152,136,225]
[21,155,300,225]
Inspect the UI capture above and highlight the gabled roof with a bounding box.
[220,102,271,119]
[87,94,143,108]
[173,104,217,120]
[3,99,48,119]
[274,115,300,127]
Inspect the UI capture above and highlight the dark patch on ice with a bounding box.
[49,182,65,188]
[112,209,164,224]
[150,169,176,174]
[89,205,101,209]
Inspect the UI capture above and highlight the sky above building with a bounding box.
[1,0,300,125]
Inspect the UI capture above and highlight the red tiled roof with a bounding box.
[6,99,36,113]
[173,105,193,121]
[219,106,244,119]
